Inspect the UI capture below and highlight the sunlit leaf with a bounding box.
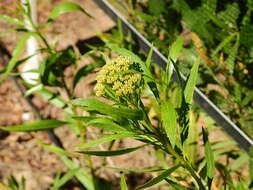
[1,33,35,81]
[0,120,67,132]
[120,173,128,190]
[48,2,92,22]
[0,14,25,25]
[184,58,200,104]
[71,98,143,120]
[75,133,137,149]
[161,101,178,148]
[202,128,214,179]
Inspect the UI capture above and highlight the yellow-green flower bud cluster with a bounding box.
[95,56,142,97]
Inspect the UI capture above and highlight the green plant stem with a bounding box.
[165,144,206,190]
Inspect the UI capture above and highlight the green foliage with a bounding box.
[120,173,128,190]
[71,98,144,121]
[51,169,81,190]
[0,1,251,189]
[161,101,178,148]
[47,2,92,22]
[0,120,67,132]
[78,145,145,157]
[136,165,180,189]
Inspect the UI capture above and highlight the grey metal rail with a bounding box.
[94,0,253,152]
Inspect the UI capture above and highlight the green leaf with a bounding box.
[136,165,179,189]
[85,117,129,133]
[1,33,34,81]
[212,34,236,57]
[0,120,67,132]
[148,0,165,16]
[161,101,178,148]
[78,145,145,156]
[37,88,73,114]
[75,133,137,149]
[25,84,43,97]
[202,128,214,179]
[146,46,153,69]
[169,37,184,63]
[37,141,69,156]
[184,58,200,104]
[61,157,95,190]
[71,98,143,120]
[51,168,81,190]
[40,142,94,190]
[120,173,128,190]
[0,14,25,25]
[48,2,92,22]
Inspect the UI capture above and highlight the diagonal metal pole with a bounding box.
[94,0,253,152]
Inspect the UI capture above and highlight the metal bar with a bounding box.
[94,0,253,152]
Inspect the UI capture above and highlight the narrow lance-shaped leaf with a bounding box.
[161,101,178,148]
[1,33,34,81]
[146,46,153,69]
[0,120,67,132]
[71,98,143,120]
[78,145,145,157]
[85,117,129,133]
[25,84,43,97]
[75,133,137,149]
[37,141,69,156]
[120,173,128,190]
[202,128,215,179]
[48,2,92,22]
[0,14,25,25]
[136,165,180,189]
[184,58,200,104]
[169,36,184,63]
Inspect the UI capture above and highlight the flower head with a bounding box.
[95,56,142,97]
